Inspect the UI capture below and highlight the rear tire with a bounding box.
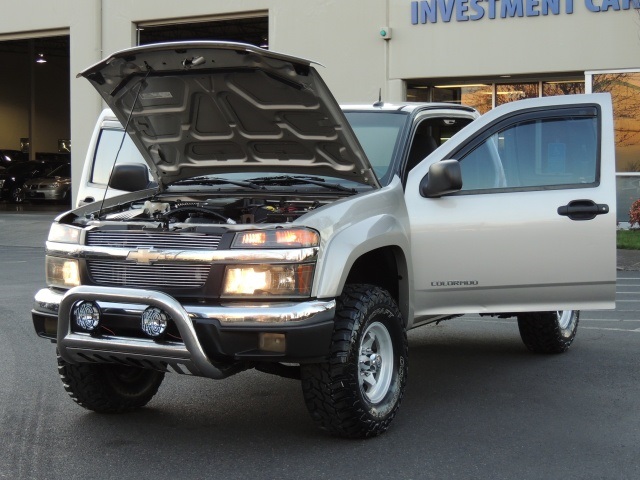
[57,353,165,413]
[517,310,579,353]
[301,285,408,438]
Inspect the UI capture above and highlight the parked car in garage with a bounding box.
[23,163,71,203]
[0,149,27,171]
[0,160,67,203]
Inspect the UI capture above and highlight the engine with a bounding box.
[98,195,325,226]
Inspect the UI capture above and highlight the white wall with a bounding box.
[388,1,640,80]
[1,0,638,203]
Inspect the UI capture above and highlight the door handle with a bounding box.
[557,199,609,221]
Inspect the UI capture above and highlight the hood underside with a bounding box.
[79,41,378,189]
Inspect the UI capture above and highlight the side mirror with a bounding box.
[419,159,463,198]
[109,163,150,192]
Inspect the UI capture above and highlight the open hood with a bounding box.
[79,41,379,189]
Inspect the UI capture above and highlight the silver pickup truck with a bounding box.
[32,41,616,438]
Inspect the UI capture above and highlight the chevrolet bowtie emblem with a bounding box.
[126,248,167,264]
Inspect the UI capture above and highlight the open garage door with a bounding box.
[137,15,268,48]
[0,35,70,164]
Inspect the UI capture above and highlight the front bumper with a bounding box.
[32,286,336,379]
[25,187,67,200]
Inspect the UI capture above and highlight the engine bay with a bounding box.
[85,194,336,227]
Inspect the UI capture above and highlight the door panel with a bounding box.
[405,94,616,321]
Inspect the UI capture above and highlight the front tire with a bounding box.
[517,310,579,353]
[301,285,408,438]
[57,354,165,413]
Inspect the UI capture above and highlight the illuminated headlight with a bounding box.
[232,228,319,248]
[48,223,81,244]
[46,256,80,288]
[222,264,314,297]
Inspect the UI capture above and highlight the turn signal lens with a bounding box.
[233,228,319,248]
[48,223,81,244]
[275,229,318,246]
[238,231,267,246]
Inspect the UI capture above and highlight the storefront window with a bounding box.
[407,76,586,113]
[542,80,585,96]
[431,84,493,114]
[592,72,640,173]
[407,84,493,113]
[495,83,539,106]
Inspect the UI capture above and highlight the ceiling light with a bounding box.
[36,53,47,64]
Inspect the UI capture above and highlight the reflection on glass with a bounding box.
[406,86,430,102]
[406,84,493,113]
[593,73,640,173]
[432,84,493,114]
[543,81,585,96]
[495,83,539,106]
[616,174,640,223]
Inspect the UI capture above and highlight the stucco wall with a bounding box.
[388,1,640,80]
[0,0,638,202]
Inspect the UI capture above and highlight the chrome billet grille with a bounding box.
[86,231,221,250]
[87,261,210,288]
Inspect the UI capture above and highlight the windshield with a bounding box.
[95,111,408,190]
[47,164,71,177]
[344,111,407,184]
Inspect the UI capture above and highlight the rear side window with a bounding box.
[91,129,148,185]
[456,111,598,193]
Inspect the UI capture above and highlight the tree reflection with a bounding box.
[594,73,640,171]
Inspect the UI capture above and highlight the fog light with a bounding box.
[141,307,169,338]
[74,301,101,332]
[259,333,286,353]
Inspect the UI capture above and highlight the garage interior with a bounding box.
[0,16,268,206]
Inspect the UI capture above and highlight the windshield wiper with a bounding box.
[247,175,357,193]
[171,176,263,190]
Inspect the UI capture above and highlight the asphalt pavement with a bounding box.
[1,202,640,479]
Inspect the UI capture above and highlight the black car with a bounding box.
[0,160,67,203]
[0,149,28,171]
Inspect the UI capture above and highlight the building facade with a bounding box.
[0,0,638,207]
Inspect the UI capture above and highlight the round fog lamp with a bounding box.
[141,307,169,338]
[74,301,101,332]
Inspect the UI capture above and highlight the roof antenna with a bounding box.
[373,88,383,107]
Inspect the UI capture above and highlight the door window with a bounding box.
[456,111,599,193]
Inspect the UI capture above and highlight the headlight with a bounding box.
[48,223,81,244]
[46,256,80,288]
[222,264,314,297]
[0,179,4,188]
[232,228,319,248]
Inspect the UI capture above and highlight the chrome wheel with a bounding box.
[359,321,393,404]
[557,310,574,330]
[301,285,408,438]
[11,186,25,203]
[517,310,580,353]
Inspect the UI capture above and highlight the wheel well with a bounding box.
[344,246,408,323]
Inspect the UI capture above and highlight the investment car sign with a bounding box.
[410,0,639,24]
